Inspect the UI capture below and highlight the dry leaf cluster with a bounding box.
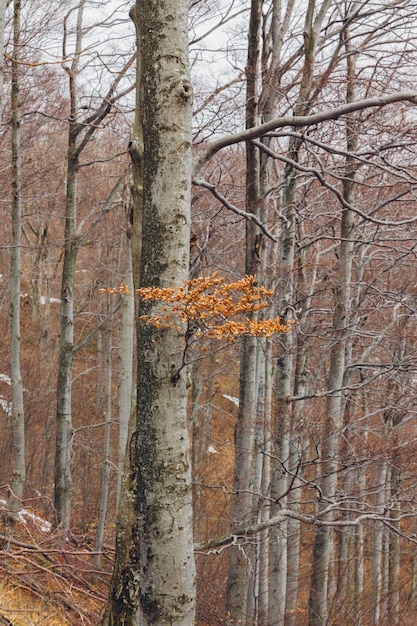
[101,273,294,340]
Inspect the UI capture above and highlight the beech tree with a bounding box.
[54,0,134,530]
[0,0,7,121]
[102,0,417,624]
[8,0,25,516]
[103,0,196,624]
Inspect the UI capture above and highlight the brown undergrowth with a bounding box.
[0,510,112,625]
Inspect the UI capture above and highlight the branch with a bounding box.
[194,509,313,553]
[192,178,278,241]
[251,139,417,227]
[74,53,136,158]
[195,508,417,553]
[192,91,417,176]
[74,300,122,355]
[77,175,124,239]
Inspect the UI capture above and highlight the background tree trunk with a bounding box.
[94,296,114,568]
[226,1,262,622]
[308,28,357,625]
[53,0,85,530]
[116,235,135,508]
[8,0,25,516]
[0,0,7,122]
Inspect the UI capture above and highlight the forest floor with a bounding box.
[0,506,111,625]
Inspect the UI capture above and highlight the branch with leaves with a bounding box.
[101,273,293,341]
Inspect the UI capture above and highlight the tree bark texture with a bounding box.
[94,300,114,567]
[135,1,195,622]
[8,0,26,514]
[117,238,135,508]
[105,2,196,625]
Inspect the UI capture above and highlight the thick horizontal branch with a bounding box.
[194,509,313,552]
[192,91,417,176]
[195,508,417,553]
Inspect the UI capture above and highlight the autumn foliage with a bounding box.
[101,273,293,341]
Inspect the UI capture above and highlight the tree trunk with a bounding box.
[308,21,357,625]
[53,0,85,530]
[226,1,262,622]
[116,235,135,508]
[94,298,114,568]
[257,339,273,624]
[104,1,195,624]
[101,7,143,622]
[284,218,310,626]
[0,0,7,122]
[8,0,25,516]
[268,3,331,621]
[370,460,388,625]
[54,0,130,530]
[387,479,400,626]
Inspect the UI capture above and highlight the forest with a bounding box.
[1,0,417,625]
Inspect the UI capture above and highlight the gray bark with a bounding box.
[0,0,7,122]
[308,26,357,624]
[134,1,195,622]
[116,237,134,508]
[54,0,85,530]
[269,2,332,621]
[257,339,274,624]
[94,299,114,567]
[101,6,143,622]
[104,1,195,624]
[8,0,25,515]
[284,217,311,626]
[226,1,262,621]
[387,472,400,626]
[370,461,388,625]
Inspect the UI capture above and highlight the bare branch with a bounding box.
[192,91,417,176]
[193,178,278,241]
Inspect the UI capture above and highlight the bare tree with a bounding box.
[7,0,25,517]
[54,1,133,530]
[0,0,8,122]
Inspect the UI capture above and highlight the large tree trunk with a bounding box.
[103,1,195,624]
[134,1,195,622]
[8,0,25,515]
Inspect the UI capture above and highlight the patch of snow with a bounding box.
[0,497,51,533]
[208,445,220,454]
[0,396,12,416]
[0,374,12,385]
[223,394,239,407]
[40,296,61,304]
[18,508,51,533]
